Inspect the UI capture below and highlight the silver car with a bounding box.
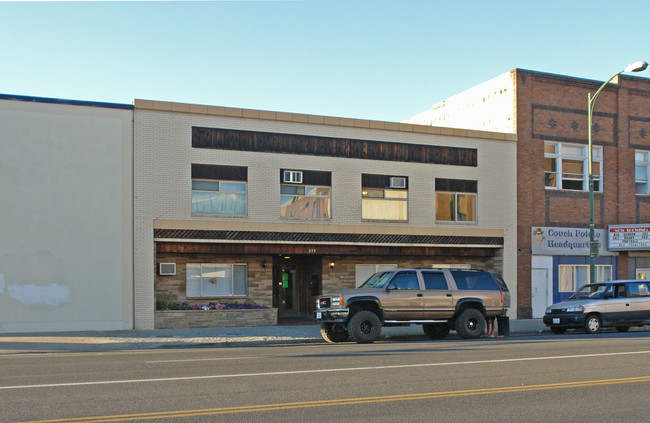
[543,280,650,334]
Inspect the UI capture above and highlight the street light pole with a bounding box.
[587,61,648,284]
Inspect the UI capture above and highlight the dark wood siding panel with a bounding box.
[280,169,332,186]
[362,174,408,189]
[192,127,477,167]
[435,178,477,193]
[191,164,247,181]
[156,242,497,257]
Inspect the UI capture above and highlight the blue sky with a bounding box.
[2,0,649,122]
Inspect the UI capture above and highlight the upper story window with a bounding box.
[435,178,477,223]
[635,151,650,195]
[280,169,331,219]
[361,174,408,221]
[545,142,602,192]
[191,164,247,216]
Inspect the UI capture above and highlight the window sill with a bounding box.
[191,214,248,218]
[361,219,409,223]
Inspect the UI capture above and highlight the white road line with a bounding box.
[2,350,650,391]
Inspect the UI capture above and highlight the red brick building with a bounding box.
[408,68,650,318]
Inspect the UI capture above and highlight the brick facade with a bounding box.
[408,68,650,318]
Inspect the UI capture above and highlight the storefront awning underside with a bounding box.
[154,229,503,251]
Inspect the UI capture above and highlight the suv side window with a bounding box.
[422,272,448,290]
[389,271,420,290]
[451,271,500,290]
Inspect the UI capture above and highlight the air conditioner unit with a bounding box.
[159,263,176,276]
[389,177,406,189]
[283,170,303,184]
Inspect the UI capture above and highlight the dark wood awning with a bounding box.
[154,229,503,257]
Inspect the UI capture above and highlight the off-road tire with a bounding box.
[455,308,486,339]
[320,323,349,343]
[348,311,381,344]
[584,314,601,334]
[423,323,451,339]
[550,327,566,334]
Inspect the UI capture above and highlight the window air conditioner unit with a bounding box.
[159,263,176,276]
[389,177,406,189]
[283,170,303,184]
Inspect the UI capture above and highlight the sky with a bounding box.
[2,0,650,122]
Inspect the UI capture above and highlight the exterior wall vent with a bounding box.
[283,170,303,184]
[389,176,406,189]
[159,263,176,276]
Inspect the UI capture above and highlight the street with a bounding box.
[2,332,650,422]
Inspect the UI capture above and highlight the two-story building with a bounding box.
[407,68,650,318]
[133,100,518,329]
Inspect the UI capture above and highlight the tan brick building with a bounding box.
[407,68,650,318]
[133,100,518,329]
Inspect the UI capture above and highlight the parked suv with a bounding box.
[543,279,650,334]
[314,268,510,343]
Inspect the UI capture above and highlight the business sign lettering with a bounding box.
[608,224,650,251]
[531,227,613,256]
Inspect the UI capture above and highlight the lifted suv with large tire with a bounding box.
[314,268,510,343]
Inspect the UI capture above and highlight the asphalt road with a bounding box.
[2,332,650,422]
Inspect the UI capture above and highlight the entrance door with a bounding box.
[531,268,549,318]
[273,255,322,319]
[278,269,297,317]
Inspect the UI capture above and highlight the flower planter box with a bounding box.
[155,308,278,329]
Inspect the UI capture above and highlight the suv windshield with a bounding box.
[569,284,609,299]
[360,272,394,288]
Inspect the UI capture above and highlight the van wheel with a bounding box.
[423,323,450,339]
[348,311,381,344]
[455,309,485,339]
[320,323,349,343]
[584,314,601,334]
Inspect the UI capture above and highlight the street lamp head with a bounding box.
[624,61,648,73]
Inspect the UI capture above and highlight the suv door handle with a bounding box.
[417,294,423,297]
[446,293,452,297]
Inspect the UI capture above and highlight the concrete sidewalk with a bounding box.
[0,319,551,354]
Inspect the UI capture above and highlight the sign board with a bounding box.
[531,227,614,256]
[608,224,650,251]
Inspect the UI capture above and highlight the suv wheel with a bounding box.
[423,323,450,339]
[455,309,486,339]
[584,314,601,334]
[348,311,381,344]
[320,323,349,343]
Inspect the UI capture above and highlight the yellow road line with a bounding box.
[17,375,650,423]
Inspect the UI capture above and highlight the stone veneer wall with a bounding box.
[155,253,272,308]
[155,308,278,329]
[321,255,500,293]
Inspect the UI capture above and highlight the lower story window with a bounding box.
[186,263,248,297]
[558,264,611,292]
